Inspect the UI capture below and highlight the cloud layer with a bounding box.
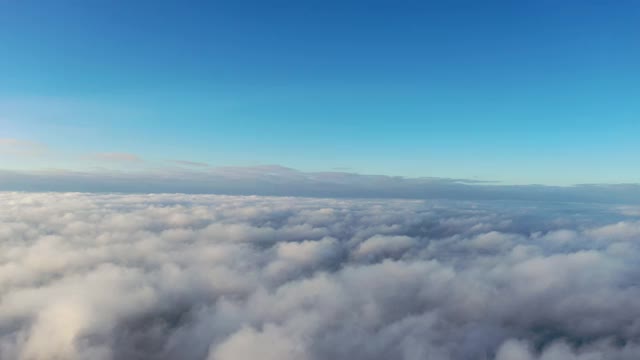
[1,192,640,359]
[2,166,640,203]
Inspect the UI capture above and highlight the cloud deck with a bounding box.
[1,192,639,359]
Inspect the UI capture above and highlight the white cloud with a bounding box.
[209,325,308,360]
[587,221,640,241]
[0,192,639,359]
[353,235,416,260]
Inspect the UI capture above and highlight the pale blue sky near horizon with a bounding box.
[1,0,639,186]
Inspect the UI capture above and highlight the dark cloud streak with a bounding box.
[1,166,639,204]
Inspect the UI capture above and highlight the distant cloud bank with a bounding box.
[1,165,640,203]
[1,192,640,359]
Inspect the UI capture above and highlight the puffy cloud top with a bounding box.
[1,192,640,359]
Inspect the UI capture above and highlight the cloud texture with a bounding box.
[1,192,640,359]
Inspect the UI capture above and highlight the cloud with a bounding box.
[169,160,210,168]
[494,339,640,360]
[210,325,308,360]
[1,166,640,204]
[0,138,47,157]
[1,192,640,359]
[353,235,416,260]
[90,152,143,163]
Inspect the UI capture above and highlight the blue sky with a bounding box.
[1,0,639,185]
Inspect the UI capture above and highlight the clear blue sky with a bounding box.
[1,0,639,185]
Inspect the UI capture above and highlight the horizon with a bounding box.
[2,164,640,205]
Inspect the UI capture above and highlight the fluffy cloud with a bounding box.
[1,192,640,359]
[353,235,416,260]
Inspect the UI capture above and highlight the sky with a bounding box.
[1,0,639,186]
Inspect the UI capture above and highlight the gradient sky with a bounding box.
[1,0,639,185]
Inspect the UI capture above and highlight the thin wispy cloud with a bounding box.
[0,138,47,157]
[169,160,211,167]
[90,152,143,163]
